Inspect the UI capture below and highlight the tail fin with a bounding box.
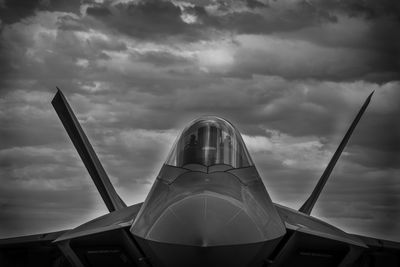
[52,88,126,212]
[299,91,374,215]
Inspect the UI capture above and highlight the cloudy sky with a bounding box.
[0,0,399,242]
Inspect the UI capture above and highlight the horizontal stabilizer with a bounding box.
[299,91,374,215]
[52,88,126,212]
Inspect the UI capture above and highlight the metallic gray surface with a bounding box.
[52,89,126,212]
[131,165,286,246]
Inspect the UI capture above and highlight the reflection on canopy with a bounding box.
[166,116,253,168]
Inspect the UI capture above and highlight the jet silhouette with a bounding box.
[1,89,399,267]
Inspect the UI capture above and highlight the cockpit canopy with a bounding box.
[166,116,253,168]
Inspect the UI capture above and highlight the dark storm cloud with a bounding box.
[205,0,399,82]
[210,2,337,35]
[0,0,81,24]
[246,0,268,9]
[86,5,112,17]
[3,0,393,83]
[0,0,40,24]
[219,15,399,82]
[84,0,211,41]
[312,0,400,19]
[307,1,400,83]
[80,0,338,41]
[274,22,400,82]
[170,1,400,82]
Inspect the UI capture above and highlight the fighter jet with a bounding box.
[0,89,399,267]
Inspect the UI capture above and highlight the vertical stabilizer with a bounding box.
[52,88,126,212]
[299,91,374,215]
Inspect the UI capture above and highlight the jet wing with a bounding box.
[350,233,400,266]
[0,203,143,267]
[55,202,142,242]
[272,203,400,266]
[0,230,70,267]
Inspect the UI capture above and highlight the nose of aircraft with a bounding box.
[131,168,286,247]
[144,192,267,247]
[131,176,286,267]
[130,117,286,266]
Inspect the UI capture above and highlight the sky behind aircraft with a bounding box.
[0,0,399,242]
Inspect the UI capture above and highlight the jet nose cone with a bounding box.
[144,193,266,246]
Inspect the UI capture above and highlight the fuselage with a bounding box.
[129,116,287,266]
